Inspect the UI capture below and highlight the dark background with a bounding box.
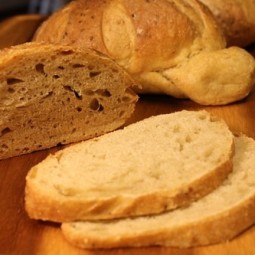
[0,0,70,20]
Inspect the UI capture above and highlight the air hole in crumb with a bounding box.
[60,50,74,55]
[95,89,111,97]
[2,144,8,149]
[84,89,94,95]
[111,68,119,73]
[7,87,15,93]
[1,127,11,136]
[198,114,206,120]
[58,66,65,70]
[53,75,60,79]
[44,91,53,98]
[119,110,125,117]
[89,71,101,78]
[179,143,184,152]
[185,135,192,143]
[88,65,94,70]
[38,145,42,148]
[89,98,104,111]
[63,85,82,100]
[6,78,24,85]
[23,147,29,152]
[35,63,46,75]
[20,87,26,92]
[173,125,180,133]
[76,107,82,112]
[73,64,85,68]
[72,128,77,133]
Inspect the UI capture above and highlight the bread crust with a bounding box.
[35,0,241,101]
[199,0,255,46]
[62,192,255,248]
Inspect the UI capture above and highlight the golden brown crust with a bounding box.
[199,0,255,46]
[33,0,110,55]
[34,0,228,99]
[62,194,255,248]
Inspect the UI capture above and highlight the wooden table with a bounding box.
[1,15,255,255]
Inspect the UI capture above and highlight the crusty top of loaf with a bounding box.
[33,0,226,97]
[34,0,225,73]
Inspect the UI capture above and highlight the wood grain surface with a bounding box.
[1,15,255,255]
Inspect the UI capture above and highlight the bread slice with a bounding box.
[61,135,255,249]
[25,110,233,222]
[0,42,137,159]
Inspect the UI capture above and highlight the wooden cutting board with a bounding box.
[1,15,255,255]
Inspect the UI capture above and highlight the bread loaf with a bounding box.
[61,135,255,249]
[33,0,255,105]
[198,0,255,47]
[25,110,233,222]
[0,42,137,159]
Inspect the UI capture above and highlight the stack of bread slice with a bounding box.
[25,110,255,249]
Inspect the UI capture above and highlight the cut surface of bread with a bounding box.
[25,110,233,222]
[61,135,255,249]
[0,42,138,159]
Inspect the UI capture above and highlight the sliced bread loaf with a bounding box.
[25,110,234,222]
[0,42,137,159]
[61,135,255,249]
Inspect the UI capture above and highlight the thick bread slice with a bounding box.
[0,42,138,159]
[25,110,233,222]
[61,136,255,249]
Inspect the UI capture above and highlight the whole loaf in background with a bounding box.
[34,0,255,105]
